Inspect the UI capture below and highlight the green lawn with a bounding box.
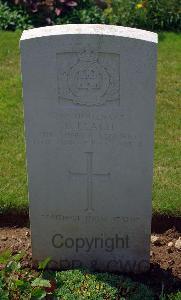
[0,31,180,216]
[153,32,181,216]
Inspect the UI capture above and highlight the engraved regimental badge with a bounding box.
[57,48,120,106]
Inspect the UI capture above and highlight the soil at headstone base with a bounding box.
[0,226,180,297]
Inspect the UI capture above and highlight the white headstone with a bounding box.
[20,24,158,273]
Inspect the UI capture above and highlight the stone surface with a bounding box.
[151,235,160,245]
[168,242,173,247]
[1,236,8,241]
[20,24,157,273]
[175,237,181,250]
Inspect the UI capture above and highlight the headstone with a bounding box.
[20,24,158,273]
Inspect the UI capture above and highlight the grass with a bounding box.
[0,30,28,214]
[153,32,181,216]
[0,31,180,216]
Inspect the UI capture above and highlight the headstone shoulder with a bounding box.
[20,24,158,44]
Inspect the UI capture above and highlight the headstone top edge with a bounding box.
[20,24,158,43]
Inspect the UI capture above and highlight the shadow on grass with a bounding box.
[158,31,181,42]
[129,263,181,298]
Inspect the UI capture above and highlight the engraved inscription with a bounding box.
[41,214,141,225]
[77,69,101,89]
[30,112,143,147]
[57,49,120,106]
[74,50,103,90]
[69,152,110,212]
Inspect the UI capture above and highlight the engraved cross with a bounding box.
[69,152,110,213]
